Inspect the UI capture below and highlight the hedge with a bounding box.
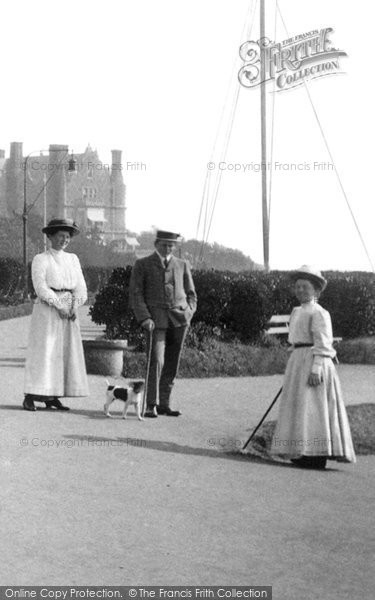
[89,267,375,342]
[0,258,114,301]
[0,258,24,303]
[1,257,374,339]
[89,266,141,344]
[83,266,113,295]
[320,271,375,338]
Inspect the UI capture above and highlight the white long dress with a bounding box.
[24,248,89,397]
[270,301,356,463]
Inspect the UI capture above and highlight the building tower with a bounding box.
[109,149,126,237]
[0,150,7,217]
[46,144,68,220]
[5,142,23,214]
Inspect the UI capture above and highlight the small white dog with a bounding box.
[104,379,145,420]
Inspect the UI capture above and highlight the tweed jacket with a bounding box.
[129,252,197,328]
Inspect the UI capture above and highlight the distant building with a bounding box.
[0,149,7,217]
[0,142,128,244]
[110,235,140,253]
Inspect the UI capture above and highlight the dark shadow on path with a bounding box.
[0,357,25,367]
[62,433,340,470]
[0,358,25,362]
[0,405,104,418]
[0,404,342,471]
[0,405,104,417]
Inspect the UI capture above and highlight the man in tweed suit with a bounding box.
[129,230,197,417]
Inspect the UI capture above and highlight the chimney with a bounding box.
[0,150,5,159]
[109,148,126,236]
[10,142,23,163]
[6,142,24,213]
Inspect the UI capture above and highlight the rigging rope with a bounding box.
[194,0,258,265]
[276,2,374,272]
[199,169,213,261]
[197,0,374,272]
[202,84,241,251]
[195,167,210,260]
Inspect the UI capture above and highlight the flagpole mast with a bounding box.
[260,0,270,272]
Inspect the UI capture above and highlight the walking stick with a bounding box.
[242,386,283,451]
[141,327,153,417]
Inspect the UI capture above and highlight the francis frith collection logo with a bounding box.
[238,27,347,91]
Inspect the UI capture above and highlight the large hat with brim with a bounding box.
[155,230,181,242]
[42,218,80,237]
[289,265,327,291]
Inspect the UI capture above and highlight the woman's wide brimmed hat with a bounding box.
[289,265,327,291]
[155,230,181,242]
[42,218,80,237]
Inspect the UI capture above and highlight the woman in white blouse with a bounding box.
[271,265,356,469]
[23,218,89,411]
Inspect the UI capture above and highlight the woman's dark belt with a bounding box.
[50,287,73,292]
[293,343,313,348]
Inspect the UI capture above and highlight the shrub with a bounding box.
[193,270,235,328]
[83,266,112,295]
[0,259,116,303]
[226,275,270,342]
[185,322,219,351]
[88,266,143,348]
[89,266,375,342]
[192,271,276,342]
[0,258,24,302]
[320,271,375,338]
[258,271,296,315]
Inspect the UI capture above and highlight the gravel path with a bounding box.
[1,309,374,598]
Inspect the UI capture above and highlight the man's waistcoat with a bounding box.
[129,252,197,328]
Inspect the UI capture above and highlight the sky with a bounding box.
[1,0,374,271]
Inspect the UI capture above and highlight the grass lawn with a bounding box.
[123,339,290,379]
[122,335,375,379]
[338,337,375,364]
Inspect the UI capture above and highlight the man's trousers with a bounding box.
[145,324,188,408]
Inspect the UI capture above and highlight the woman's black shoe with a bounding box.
[23,396,36,411]
[291,456,327,470]
[45,397,70,411]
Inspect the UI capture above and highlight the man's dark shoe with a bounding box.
[144,407,158,418]
[157,407,181,416]
[23,396,36,412]
[45,397,70,411]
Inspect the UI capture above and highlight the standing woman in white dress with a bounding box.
[23,218,89,411]
[271,265,356,469]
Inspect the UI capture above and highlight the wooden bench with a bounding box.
[265,314,290,336]
[265,314,342,344]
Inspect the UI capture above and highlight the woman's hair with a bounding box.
[293,276,323,296]
[47,228,73,239]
